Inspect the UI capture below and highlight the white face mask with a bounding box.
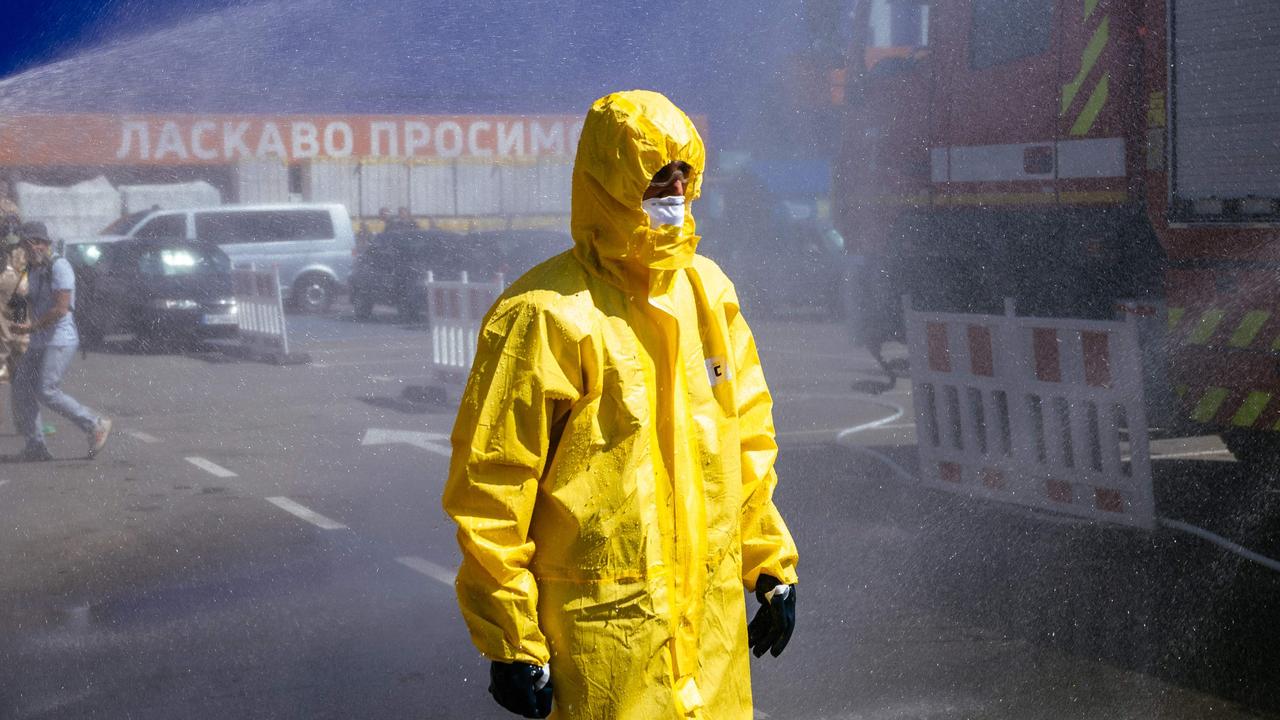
[642,195,686,229]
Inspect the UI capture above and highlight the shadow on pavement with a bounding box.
[357,395,433,416]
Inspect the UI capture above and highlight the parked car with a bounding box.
[76,238,237,349]
[349,230,470,321]
[464,229,571,280]
[77,203,355,314]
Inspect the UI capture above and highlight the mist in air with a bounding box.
[4,2,1279,719]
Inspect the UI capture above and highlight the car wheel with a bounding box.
[132,321,161,353]
[293,273,335,314]
[397,300,422,322]
[80,320,105,349]
[1222,429,1280,472]
[352,292,374,321]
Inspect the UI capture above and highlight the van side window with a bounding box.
[133,214,186,240]
[971,0,1053,69]
[195,210,335,244]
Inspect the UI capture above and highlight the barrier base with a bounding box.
[218,343,311,366]
[264,350,312,366]
[402,384,449,405]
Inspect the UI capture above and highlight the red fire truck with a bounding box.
[836,0,1280,462]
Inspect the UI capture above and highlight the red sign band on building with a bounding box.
[0,114,588,165]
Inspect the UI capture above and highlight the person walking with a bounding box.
[443,90,799,719]
[11,222,110,461]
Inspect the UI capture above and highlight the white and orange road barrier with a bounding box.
[904,297,1155,528]
[233,265,308,364]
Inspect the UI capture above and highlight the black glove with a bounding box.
[747,574,796,658]
[488,660,553,718]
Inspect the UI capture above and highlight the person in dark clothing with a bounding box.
[385,206,418,233]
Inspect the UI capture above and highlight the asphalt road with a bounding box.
[0,305,1277,719]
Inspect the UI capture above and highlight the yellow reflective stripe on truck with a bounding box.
[1170,308,1280,349]
[1232,392,1272,427]
[1070,74,1111,137]
[1191,387,1229,423]
[1229,311,1271,348]
[1061,12,1111,136]
[1186,309,1225,345]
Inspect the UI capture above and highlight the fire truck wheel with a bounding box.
[397,300,422,322]
[1221,429,1280,472]
[352,292,374,321]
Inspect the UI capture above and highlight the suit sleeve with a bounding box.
[728,299,800,591]
[441,298,581,665]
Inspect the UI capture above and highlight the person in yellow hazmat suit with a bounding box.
[442,89,799,720]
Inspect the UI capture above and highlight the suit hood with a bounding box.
[570,90,706,292]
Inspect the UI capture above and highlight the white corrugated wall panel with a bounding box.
[410,164,456,216]
[307,160,360,215]
[235,160,290,204]
[499,162,541,215]
[455,162,503,216]
[1173,0,1280,203]
[535,158,572,214]
[359,162,409,216]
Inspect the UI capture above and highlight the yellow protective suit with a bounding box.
[443,90,799,720]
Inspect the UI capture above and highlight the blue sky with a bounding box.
[0,0,245,77]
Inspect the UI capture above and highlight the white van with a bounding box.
[99,203,355,313]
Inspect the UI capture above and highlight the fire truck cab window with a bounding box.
[970,0,1054,69]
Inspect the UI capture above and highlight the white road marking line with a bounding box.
[185,456,238,478]
[1145,448,1234,461]
[396,556,456,586]
[267,497,349,530]
[370,375,398,383]
[124,430,160,443]
[754,710,770,719]
[836,406,906,441]
[362,428,452,457]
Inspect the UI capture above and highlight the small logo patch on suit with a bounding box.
[704,357,732,387]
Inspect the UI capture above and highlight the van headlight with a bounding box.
[153,299,200,310]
